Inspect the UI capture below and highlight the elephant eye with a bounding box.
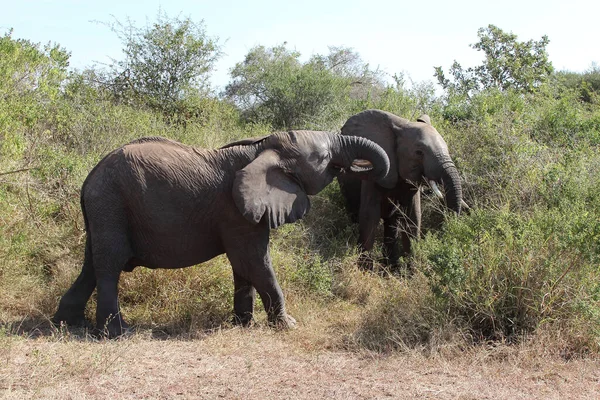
[309,151,330,164]
[415,150,424,158]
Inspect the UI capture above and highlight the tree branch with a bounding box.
[0,167,37,177]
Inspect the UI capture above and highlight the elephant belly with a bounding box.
[129,232,225,270]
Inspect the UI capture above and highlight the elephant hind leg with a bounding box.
[53,236,96,327]
[95,274,129,338]
[92,231,133,338]
[232,271,256,326]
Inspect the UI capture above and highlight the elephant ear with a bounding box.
[417,114,431,125]
[232,149,310,229]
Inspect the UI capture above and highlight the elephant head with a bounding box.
[227,130,391,228]
[341,109,463,213]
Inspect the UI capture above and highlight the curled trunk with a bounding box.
[332,135,390,182]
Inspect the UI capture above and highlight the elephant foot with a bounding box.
[232,313,254,328]
[52,310,89,329]
[385,260,414,279]
[96,314,131,339]
[358,253,375,271]
[268,313,297,330]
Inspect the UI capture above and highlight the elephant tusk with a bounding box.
[429,180,444,199]
[429,180,470,211]
[461,199,470,210]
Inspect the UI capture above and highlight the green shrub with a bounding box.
[413,207,600,348]
[555,65,600,104]
[93,11,222,121]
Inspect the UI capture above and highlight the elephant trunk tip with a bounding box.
[430,179,464,214]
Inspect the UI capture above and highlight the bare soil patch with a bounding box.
[1,328,599,399]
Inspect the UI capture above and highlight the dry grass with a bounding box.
[2,279,599,399]
[1,328,599,400]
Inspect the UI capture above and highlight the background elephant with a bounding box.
[337,109,464,270]
[53,131,389,337]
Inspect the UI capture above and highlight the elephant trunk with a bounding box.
[439,159,463,214]
[333,135,390,181]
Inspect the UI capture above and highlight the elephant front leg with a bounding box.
[357,182,382,270]
[256,271,296,329]
[400,189,421,258]
[224,227,295,329]
[239,255,295,329]
[393,188,421,274]
[383,214,402,269]
[232,271,256,326]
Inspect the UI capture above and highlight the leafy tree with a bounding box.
[310,46,386,99]
[225,44,384,129]
[0,29,70,131]
[434,25,553,96]
[0,29,70,101]
[97,11,221,119]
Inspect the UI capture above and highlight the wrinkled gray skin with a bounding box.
[53,131,389,337]
[338,109,463,270]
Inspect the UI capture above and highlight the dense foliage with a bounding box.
[1,20,599,354]
[225,44,386,130]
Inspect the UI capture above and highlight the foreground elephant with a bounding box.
[338,109,464,269]
[53,131,389,337]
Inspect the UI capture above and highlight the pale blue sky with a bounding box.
[2,0,598,91]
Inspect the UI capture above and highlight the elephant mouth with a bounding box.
[331,159,374,174]
[349,159,374,172]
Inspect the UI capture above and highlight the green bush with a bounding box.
[412,195,600,346]
[350,74,444,124]
[555,65,600,104]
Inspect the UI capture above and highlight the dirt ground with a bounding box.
[1,327,599,400]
